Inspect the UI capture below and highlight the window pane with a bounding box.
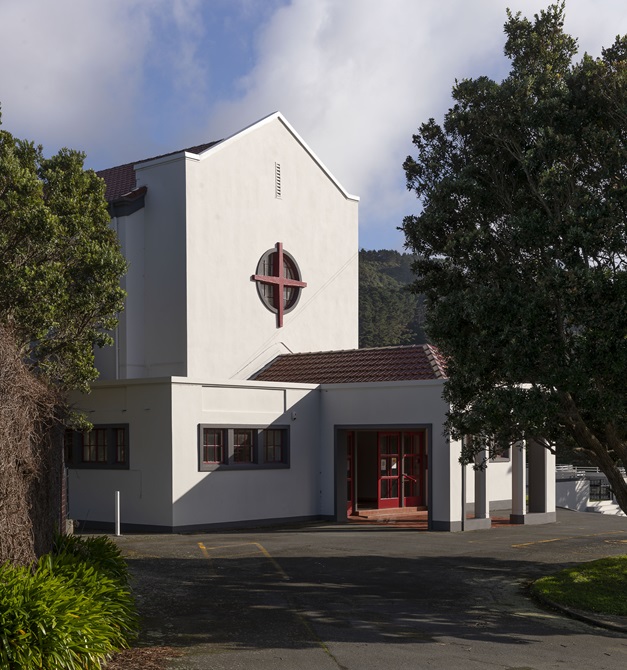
[234,429,254,463]
[202,428,223,464]
[115,428,127,464]
[82,429,107,463]
[264,429,283,463]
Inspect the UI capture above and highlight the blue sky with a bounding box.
[1,0,625,250]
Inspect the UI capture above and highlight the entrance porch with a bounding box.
[345,429,429,516]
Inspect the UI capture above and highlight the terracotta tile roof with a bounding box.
[97,141,221,202]
[251,344,447,384]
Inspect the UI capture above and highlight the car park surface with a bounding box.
[113,509,627,669]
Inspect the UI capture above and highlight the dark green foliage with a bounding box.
[0,115,127,563]
[359,249,426,348]
[51,535,132,586]
[401,4,627,512]
[0,536,137,669]
[0,120,126,393]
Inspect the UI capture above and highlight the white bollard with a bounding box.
[115,490,121,536]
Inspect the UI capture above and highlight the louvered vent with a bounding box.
[275,162,282,199]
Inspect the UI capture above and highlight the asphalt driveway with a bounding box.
[114,509,627,669]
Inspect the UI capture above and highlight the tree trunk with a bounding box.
[29,424,65,558]
[560,392,627,516]
[0,327,61,565]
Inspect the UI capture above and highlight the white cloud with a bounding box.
[2,0,626,249]
[0,0,207,166]
[205,0,627,248]
[0,1,144,159]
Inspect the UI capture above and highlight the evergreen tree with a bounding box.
[402,4,627,513]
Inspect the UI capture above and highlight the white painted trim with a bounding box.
[320,379,447,391]
[134,112,359,202]
[87,376,319,391]
[88,376,444,392]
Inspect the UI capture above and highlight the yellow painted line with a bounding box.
[289,603,347,669]
[198,541,263,551]
[251,542,290,581]
[197,541,289,581]
[197,541,345,667]
[197,542,217,577]
[512,538,562,548]
[513,530,627,548]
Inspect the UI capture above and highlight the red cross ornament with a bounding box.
[252,242,307,327]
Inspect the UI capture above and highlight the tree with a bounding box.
[0,117,126,562]
[0,123,126,392]
[359,249,427,348]
[401,3,627,514]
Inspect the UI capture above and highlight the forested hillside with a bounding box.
[359,249,427,348]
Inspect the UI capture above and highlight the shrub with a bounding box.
[0,536,138,669]
[51,535,131,585]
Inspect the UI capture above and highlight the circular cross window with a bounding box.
[252,242,307,327]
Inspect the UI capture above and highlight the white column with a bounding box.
[115,490,121,536]
[430,436,463,531]
[527,439,557,522]
[474,447,489,519]
[511,440,526,523]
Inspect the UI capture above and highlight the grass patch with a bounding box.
[532,555,627,616]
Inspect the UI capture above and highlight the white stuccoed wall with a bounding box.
[169,378,322,529]
[184,114,359,380]
[69,378,325,530]
[69,376,514,530]
[464,459,514,509]
[68,380,174,528]
[96,113,359,382]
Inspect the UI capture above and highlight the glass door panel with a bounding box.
[378,433,401,508]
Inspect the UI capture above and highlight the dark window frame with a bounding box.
[198,425,290,472]
[255,248,304,315]
[201,427,226,465]
[65,424,130,469]
[491,448,511,463]
[464,434,511,464]
[490,441,511,463]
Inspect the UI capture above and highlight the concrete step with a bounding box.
[586,501,626,516]
[354,507,427,519]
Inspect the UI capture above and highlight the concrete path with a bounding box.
[114,509,627,669]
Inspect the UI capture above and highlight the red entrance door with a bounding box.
[402,432,426,507]
[378,431,426,509]
[347,432,355,515]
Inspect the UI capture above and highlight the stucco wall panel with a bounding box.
[135,158,188,377]
[68,381,174,527]
[201,385,285,413]
[171,380,321,528]
[185,118,359,380]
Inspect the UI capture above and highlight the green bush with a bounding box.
[51,535,131,585]
[0,536,138,670]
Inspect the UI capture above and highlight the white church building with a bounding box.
[66,112,556,532]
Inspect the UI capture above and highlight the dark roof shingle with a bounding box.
[251,345,447,384]
[97,141,221,202]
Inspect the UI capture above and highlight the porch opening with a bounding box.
[338,429,429,520]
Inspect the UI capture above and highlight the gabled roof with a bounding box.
[96,111,359,205]
[97,141,220,202]
[251,344,447,384]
